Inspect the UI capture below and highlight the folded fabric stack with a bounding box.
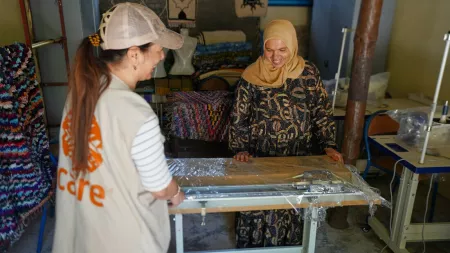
[0,43,55,250]
[192,41,253,80]
[166,91,233,142]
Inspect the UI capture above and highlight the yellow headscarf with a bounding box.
[242,19,305,88]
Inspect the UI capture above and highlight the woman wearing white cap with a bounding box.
[53,3,185,253]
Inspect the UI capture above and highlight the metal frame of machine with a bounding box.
[171,179,381,253]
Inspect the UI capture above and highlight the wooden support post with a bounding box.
[328,0,384,230]
[343,0,384,165]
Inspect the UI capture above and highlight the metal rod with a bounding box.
[175,214,184,253]
[18,0,32,46]
[391,166,410,242]
[419,32,450,164]
[173,191,376,211]
[36,202,48,253]
[332,27,354,112]
[302,207,318,253]
[396,172,419,249]
[56,0,71,76]
[32,38,63,49]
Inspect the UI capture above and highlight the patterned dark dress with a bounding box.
[229,61,337,247]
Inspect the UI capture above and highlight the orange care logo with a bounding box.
[61,111,103,172]
[57,111,106,208]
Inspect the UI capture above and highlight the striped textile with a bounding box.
[166,91,233,142]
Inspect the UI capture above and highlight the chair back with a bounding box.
[362,110,401,180]
[368,114,399,136]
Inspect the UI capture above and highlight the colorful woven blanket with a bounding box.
[0,43,55,250]
[166,91,233,142]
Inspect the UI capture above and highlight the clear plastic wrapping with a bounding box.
[386,106,450,152]
[168,156,388,220]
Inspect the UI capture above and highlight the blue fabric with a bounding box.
[194,42,253,55]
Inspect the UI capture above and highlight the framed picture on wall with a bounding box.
[268,0,312,6]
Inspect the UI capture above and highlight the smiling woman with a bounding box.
[264,39,289,68]
[229,19,342,248]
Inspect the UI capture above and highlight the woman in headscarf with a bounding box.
[229,20,343,248]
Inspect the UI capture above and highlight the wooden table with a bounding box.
[367,136,450,253]
[332,98,436,119]
[168,156,382,253]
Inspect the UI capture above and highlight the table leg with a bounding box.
[395,169,419,249]
[302,207,318,253]
[391,167,411,242]
[176,213,184,253]
[368,167,419,253]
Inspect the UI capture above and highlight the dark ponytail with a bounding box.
[69,34,151,176]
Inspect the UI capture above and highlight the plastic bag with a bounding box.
[369,72,389,100]
[386,106,450,150]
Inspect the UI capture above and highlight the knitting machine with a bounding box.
[179,170,377,221]
[169,157,385,253]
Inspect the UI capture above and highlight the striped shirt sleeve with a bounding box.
[131,115,172,192]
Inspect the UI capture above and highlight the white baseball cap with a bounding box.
[99,2,184,50]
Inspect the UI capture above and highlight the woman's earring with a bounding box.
[133,65,137,70]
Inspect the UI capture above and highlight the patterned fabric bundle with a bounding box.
[166,91,233,142]
[192,42,252,79]
[0,43,55,250]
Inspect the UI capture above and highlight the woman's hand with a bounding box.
[325,148,344,163]
[169,191,185,208]
[233,151,252,162]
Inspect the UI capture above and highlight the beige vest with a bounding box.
[53,75,170,253]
